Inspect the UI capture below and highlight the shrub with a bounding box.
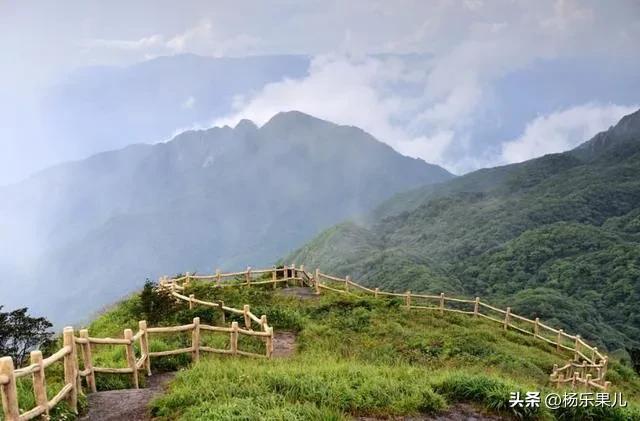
[138,280,177,324]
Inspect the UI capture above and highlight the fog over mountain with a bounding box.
[2,1,640,184]
[0,111,451,325]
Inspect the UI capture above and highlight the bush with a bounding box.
[138,280,177,325]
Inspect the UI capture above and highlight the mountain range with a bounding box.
[289,109,640,352]
[0,111,451,325]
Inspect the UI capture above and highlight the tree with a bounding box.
[139,280,176,325]
[0,306,54,365]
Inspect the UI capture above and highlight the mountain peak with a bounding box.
[612,108,640,135]
[262,110,335,130]
[571,108,640,161]
[234,118,259,132]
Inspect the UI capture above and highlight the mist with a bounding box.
[1,0,640,326]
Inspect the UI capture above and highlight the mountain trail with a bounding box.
[79,372,174,421]
[272,330,297,357]
[79,328,297,419]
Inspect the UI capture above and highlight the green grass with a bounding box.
[5,278,640,420]
[151,280,640,420]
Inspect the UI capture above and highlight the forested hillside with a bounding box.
[288,109,640,352]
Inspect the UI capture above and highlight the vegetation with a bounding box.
[150,280,640,419]
[288,111,640,354]
[0,306,53,365]
[4,276,640,420]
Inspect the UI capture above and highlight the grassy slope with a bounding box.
[7,279,640,420]
[287,131,640,352]
[83,280,640,420]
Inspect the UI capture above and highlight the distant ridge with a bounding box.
[0,111,452,325]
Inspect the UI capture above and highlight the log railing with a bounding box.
[0,264,612,419]
[0,284,274,420]
[160,264,610,391]
[311,269,609,391]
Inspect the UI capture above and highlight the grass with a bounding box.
[4,276,640,420]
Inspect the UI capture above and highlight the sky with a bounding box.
[1,0,639,183]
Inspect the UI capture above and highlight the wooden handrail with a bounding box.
[1,265,611,420]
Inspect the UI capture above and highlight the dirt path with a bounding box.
[272,331,297,357]
[79,328,298,419]
[79,372,175,421]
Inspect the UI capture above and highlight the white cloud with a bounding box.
[501,103,639,164]
[83,20,263,60]
[213,54,457,164]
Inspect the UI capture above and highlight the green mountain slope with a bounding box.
[288,109,640,351]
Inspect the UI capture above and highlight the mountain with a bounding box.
[0,111,452,325]
[288,109,640,352]
[40,54,310,163]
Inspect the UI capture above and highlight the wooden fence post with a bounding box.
[63,327,78,413]
[192,317,200,362]
[218,300,226,324]
[574,335,580,361]
[405,291,411,309]
[345,276,350,292]
[266,327,274,359]
[315,268,321,294]
[557,329,563,352]
[299,265,304,286]
[272,266,277,289]
[473,297,480,318]
[0,356,19,421]
[138,320,151,376]
[185,272,191,287]
[243,305,251,329]
[124,329,138,389]
[80,329,97,393]
[30,350,49,418]
[260,315,267,330]
[504,307,511,331]
[439,293,445,314]
[230,322,239,355]
[374,287,379,298]
[216,268,221,287]
[246,266,252,286]
[189,294,195,310]
[534,318,540,337]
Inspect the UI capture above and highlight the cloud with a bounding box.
[501,103,639,164]
[3,0,640,182]
[213,54,457,164]
[83,20,263,60]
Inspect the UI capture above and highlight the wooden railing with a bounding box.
[0,285,273,421]
[0,264,612,419]
[311,269,609,391]
[160,264,610,391]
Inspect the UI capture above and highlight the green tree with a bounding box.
[0,306,53,365]
[139,280,176,325]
